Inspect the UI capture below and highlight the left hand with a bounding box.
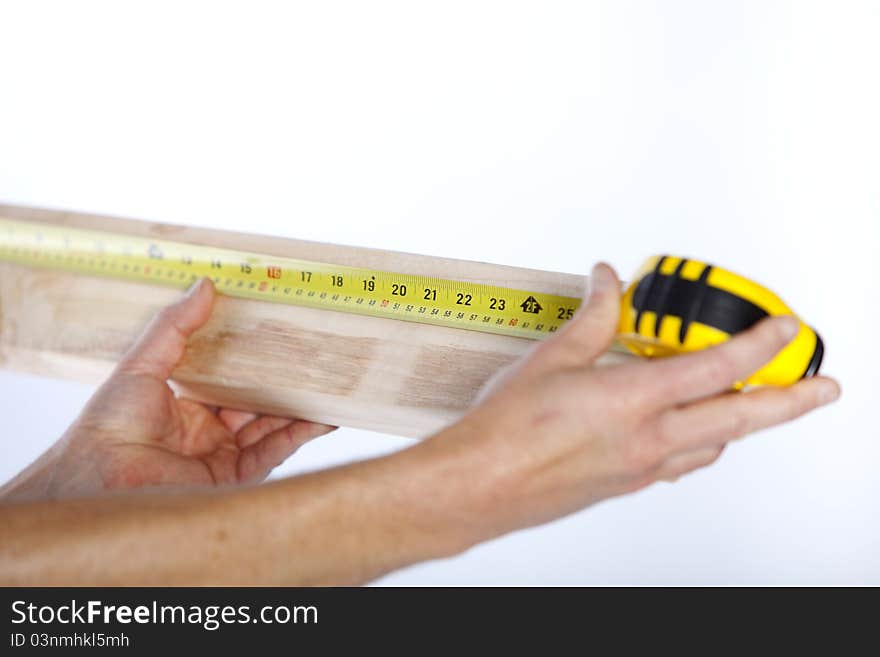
[4,278,336,500]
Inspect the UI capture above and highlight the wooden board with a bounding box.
[0,204,629,437]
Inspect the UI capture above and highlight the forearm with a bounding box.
[0,422,485,585]
[0,446,63,502]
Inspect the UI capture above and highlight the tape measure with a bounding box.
[618,255,823,387]
[0,217,582,340]
[0,217,822,387]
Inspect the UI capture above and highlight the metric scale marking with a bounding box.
[0,218,583,341]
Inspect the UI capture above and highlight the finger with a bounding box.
[217,408,259,433]
[235,415,298,449]
[655,445,726,482]
[117,278,216,380]
[656,375,840,453]
[540,262,622,366]
[237,421,337,483]
[646,314,802,405]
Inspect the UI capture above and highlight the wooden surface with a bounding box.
[0,204,629,437]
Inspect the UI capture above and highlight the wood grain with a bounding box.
[0,204,630,437]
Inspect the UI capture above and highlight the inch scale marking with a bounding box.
[0,218,583,340]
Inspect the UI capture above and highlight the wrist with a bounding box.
[394,414,511,559]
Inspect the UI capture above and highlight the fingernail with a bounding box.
[589,263,612,295]
[777,315,800,340]
[186,278,205,297]
[819,382,840,404]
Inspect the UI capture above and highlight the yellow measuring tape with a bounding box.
[0,216,823,386]
[0,218,582,341]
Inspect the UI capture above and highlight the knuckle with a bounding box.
[804,385,826,413]
[769,317,796,344]
[619,433,664,474]
[785,392,806,418]
[697,446,725,469]
[746,316,794,356]
[707,445,725,465]
[727,410,751,439]
[589,372,637,417]
[700,348,737,386]
[653,413,677,449]
[783,387,815,421]
[156,306,178,326]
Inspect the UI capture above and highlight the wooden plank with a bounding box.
[0,204,629,437]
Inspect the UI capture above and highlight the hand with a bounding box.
[3,279,336,500]
[421,263,841,540]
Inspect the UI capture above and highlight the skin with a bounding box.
[0,264,840,584]
[0,280,337,502]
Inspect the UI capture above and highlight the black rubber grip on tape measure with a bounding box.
[651,258,688,338]
[803,331,824,378]
[631,256,769,343]
[678,264,713,344]
[633,255,666,336]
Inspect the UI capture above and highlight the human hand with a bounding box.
[421,263,840,541]
[5,279,335,500]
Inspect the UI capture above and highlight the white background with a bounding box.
[0,1,877,584]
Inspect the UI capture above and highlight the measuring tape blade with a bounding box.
[0,216,824,386]
[0,217,584,341]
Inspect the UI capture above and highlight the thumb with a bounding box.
[549,262,622,365]
[117,278,216,380]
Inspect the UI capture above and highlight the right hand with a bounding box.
[424,263,840,540]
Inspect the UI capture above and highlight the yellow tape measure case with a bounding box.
[618,255,823,387]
